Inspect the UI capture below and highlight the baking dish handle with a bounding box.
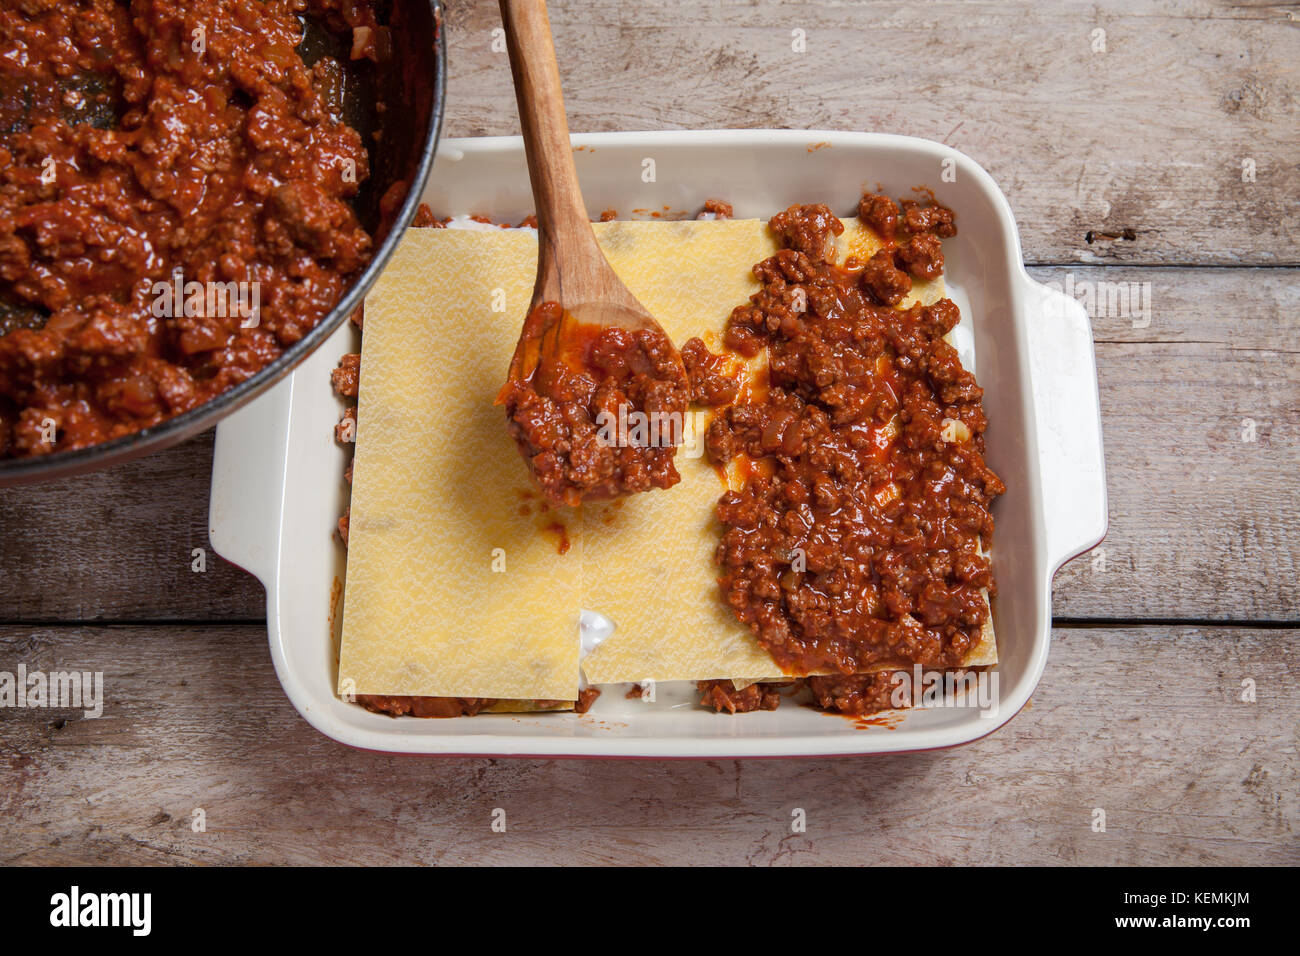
[1020,273,1109,574]
[207,378,292,588]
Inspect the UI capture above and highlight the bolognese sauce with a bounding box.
[704,196,1005,701]
[0,0,380,456]
[498,302,690,509]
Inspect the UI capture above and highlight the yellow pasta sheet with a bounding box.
[338,230,580,700]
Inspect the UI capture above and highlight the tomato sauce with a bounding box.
[700,195,1005,714]
[498,302,690,509]
[0,0,379,456]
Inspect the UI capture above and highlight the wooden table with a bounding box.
[2,0,1296,866]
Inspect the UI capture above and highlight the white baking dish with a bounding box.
[208,130,1106,757]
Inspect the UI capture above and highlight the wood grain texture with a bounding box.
[0,624,1293,865]
[1031,266,1300,620]
[1,270,1293,622]
[0,432,264,622]
[440,0,1300,266]
[0,0,1295,868]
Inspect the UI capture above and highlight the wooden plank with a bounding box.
[1,269,1293,622]
[0,623,1293,865]
[0,0,1291,873]
[441,0,1299,265]
[1034,266,1300,620]
[0,432,265,622]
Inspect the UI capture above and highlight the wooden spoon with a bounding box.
[497,0,683,391]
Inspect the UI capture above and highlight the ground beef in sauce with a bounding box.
[499,302,689,508]
[859,249,913,307]
[411,203,441,227]
[0,0,380,457]
[858,193,899,239]
[681,336,739,406]
[897,232,945,280]
[697,679,787,714]
[805,672,905,715]
[334,404,356,443]
[768,202,844,261]
[695,672,919,717]
[331,352,360,398]
[357,695,491,718]
[356,693,587,718]
[699,199,733,220]
[709,195,1005,686]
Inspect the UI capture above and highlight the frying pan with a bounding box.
[0,0,446,486]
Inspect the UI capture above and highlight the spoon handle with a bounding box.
[499,0,600,303]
